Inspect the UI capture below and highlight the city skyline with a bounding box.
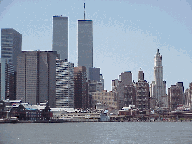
[0,0,192,91]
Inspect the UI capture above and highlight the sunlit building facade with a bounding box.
[56,59,74,108]
[1,28,22,100]
[53,16,68,61]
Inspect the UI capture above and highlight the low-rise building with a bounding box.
[91,90,118,110]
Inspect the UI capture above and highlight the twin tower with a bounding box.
[52,14,93,75]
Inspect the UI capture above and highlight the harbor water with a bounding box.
[0,122,192,144]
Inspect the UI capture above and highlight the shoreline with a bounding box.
[1,119,191,124]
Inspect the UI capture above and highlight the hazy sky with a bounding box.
[0,0,192,91]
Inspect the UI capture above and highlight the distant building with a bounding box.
[100,74,104,90]
[168,82,184,111]
[150,49,166,107]
[91,90,118,110]
[16,51,57,108]
[1,28,22,100]
[88,71,104,108]
[112,79,119,92]
[88,80,104,93]
[161,95,168,107]
[52,16,68,61]
[124,84,136,107]
[112,71,133,109]
[56,59,74,108]
[184,82,192,107]
[74,66,88,109]
[78,20,93,78]
[89,67,100,81]
[138,69,144,81]
[135,70,150,110]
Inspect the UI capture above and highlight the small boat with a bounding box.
[9,117,18,123]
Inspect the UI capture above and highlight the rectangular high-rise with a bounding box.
[56,59,74,108]
[89,67,100,81]
[16,51,57,107]
[52,16,68,60]
[1,28,22,100]
[78,20,93,78]
[74,66,88,109]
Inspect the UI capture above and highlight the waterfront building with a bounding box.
[184,82,192,107]
[1,28,22,100]
[16,51,57,108]
[74,66,88,109]
[150,49,166,107]
[52,16,68,61]
[168,82,184,111]
[56,59,74,108]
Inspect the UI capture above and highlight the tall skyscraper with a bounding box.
[56,59,74,108]
[16,51,57,108]
[150,49,166,107]
[1,28,22,100]
[78,4,93,78]
[52,16,68,61]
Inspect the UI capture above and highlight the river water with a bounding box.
[0,122,192,144]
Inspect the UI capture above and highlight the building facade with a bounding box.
[52,16,68,61]
[78,20,93,78]
[184,82,192,107]
[1,28,22,100]
[91,90,118,110]
[74,66,88,109]
[116,71,133,109]
[56,59,74,108]
[135,80,149,110]
[16,51,57,107]
[89,67,100,81]
[168,82,184,111]
[124,84,136,107]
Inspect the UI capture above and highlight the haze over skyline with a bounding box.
[0,0,192,91]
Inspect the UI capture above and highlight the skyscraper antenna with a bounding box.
[84,3,85,20]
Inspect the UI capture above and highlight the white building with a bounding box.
[150,49,166,107]
[56,59,74,108]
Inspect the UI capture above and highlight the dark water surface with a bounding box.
[0,122,192,144]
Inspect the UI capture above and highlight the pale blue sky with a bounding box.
[0,0,192,91]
